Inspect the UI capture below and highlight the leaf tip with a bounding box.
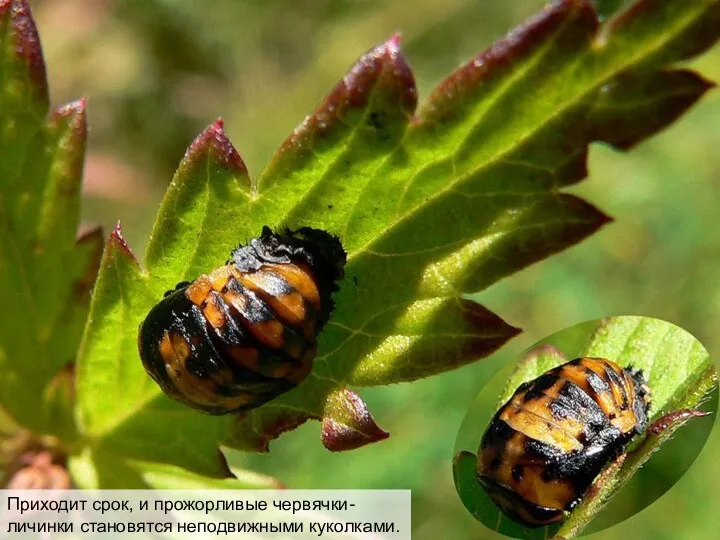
[108,221,138,263]
[388,32,402,50]
[321,420,389,452]
[53,97,87,117]
[51,98,88,137]
[570,196,614,233]
[2,0,48,103]
[335,34,416,117]
[381,33,416,110]
[649,409,711,435]
[598,211,614,227]
[183,120,249,180]
[380,34,417,113]
[321,389,389,452]
[463,300,523,347]
[110,221,126,246]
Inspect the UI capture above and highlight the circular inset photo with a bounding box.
[453,316,718,539]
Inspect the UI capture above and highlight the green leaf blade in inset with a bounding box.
[583,316,713,419]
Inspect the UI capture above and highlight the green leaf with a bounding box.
[453,451,490,529]
[0,0,101,438]
[76,0,719,479]
[321,388,389,451]
[453,316,717,539]
[582,316,713,418]
[75,225,231,477]
[67,445,280,490]
[137,460,283,490]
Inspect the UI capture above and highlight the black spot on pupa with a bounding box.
[522,373,559,402]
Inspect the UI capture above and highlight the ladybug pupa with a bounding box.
[138,226,346,415]
[477,357,651,527]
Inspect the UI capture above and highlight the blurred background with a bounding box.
[32,0,720,538]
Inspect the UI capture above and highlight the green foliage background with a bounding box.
[32,0,720,537]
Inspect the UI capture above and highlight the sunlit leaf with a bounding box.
[75,0,720,479]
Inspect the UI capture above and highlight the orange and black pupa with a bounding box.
[477,357,651,527]
[138,227,346,415]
